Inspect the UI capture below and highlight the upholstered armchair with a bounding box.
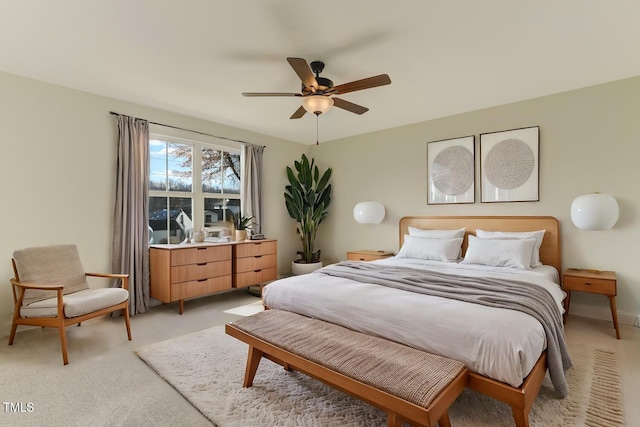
[9,245,132,365]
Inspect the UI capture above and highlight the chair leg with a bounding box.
[58,318,69,365]
[123,305,132,341]
[8,322,18,345]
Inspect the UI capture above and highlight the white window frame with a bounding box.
[149,126,242,240]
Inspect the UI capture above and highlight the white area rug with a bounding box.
[135,325,625,427]
[222,300,264,317]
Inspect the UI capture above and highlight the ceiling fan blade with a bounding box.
[242,92,301,97]
[332,97,369,115]
[290,105,307,119]
[330,74,391,95]
[287,57,319,91]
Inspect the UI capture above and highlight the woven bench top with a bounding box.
[230,309,466,409]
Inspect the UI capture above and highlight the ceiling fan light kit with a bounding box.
[242,57,391,120]
[302,95,334,115]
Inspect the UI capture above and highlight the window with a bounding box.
[149,137,241,244]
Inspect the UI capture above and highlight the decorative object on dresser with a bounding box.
[427,135,475,205]
[353,201,385,224]
[563,268,620,339]
[570,193,619,230]
[284,154,332,274]
[347,250,394,262]
[480,126,539,203]
[233,213,253,241]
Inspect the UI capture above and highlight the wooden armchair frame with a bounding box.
[9,259,132,365]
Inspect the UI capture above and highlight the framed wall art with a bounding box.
[427,135,475,204]
[480,126,539,203]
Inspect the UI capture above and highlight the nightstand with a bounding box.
[347,250,394,262]
[562,268,620,339]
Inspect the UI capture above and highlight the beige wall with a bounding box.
[0,71,304,334]
[311,76,640,322]
[1,69,638,335]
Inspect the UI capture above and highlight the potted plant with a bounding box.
[284,154,332,275]
[233,213,253,241]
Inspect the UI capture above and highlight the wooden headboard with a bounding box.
[399,216,561,272]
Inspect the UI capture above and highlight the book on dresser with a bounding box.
[149,239,277,314]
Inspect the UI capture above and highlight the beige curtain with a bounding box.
[112,115,150,315]
[241,144,265,234]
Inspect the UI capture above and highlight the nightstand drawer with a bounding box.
[563,275,616,295]
[347,250,394,262]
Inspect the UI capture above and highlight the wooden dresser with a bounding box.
[149,243,232,314]
[149,240,277,314]
[233,240,278,289]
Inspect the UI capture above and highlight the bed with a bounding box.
[262,216,570,427]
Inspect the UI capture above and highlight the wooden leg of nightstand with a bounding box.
[608,296,621,339]
[563,291,571,324]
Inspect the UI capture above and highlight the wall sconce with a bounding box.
[570,193,619,230]
[353,201,385,224]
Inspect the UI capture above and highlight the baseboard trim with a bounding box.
[568,303,638,327]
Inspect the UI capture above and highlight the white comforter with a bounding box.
[262,257,565,388]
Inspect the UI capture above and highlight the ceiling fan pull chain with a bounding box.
[316,113,319,145]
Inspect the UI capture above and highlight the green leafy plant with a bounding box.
[284,154,332,264]
[233,214,253,230]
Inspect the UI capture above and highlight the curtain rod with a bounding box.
[109,111,264,147]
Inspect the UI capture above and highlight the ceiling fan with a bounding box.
[242,57,391,119]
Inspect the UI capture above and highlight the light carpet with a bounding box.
[135,325,625,427]
[222,300,265,317]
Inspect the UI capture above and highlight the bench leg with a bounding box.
[511,407,530,427]
[437,412,451,427]
[387,412,401,427]
[243,345,264,387]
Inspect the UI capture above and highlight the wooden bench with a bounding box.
[226,310,468,427]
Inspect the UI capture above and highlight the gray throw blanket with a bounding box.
[317,261,572,397]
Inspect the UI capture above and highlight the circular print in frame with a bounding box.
[431,146,474,195]
[484,138,535,190]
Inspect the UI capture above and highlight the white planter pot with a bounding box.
[291,261,323,275]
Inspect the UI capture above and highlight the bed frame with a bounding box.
[399,216,561,427]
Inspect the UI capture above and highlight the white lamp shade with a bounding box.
[353,201,385,224]
[302,95,334,114]
[570,193,619,230]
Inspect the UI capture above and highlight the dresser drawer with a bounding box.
[234,268,277,289]
[171,275,232,300]
[171,260,231,283]
[234,241,277,258]
[233,254,277,274]
[563,275,616,296]
[170,245,231,266]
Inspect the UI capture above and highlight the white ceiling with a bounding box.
[1,1,639,145]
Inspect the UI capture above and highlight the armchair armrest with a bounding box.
[10,278,63,291]
[85,272,130,291]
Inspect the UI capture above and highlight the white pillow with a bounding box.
[396,235,463,262]
[408,227,465,238]
[461,235,536,269]
[475,229,545,267]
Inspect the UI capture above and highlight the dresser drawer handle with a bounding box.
[197,263,206,266]
[197,279,207,282]
[584,282,591,286]
[254,269,262,273]
[197,247,207,251]
[359,258,366,261]
[254,255,263,259]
